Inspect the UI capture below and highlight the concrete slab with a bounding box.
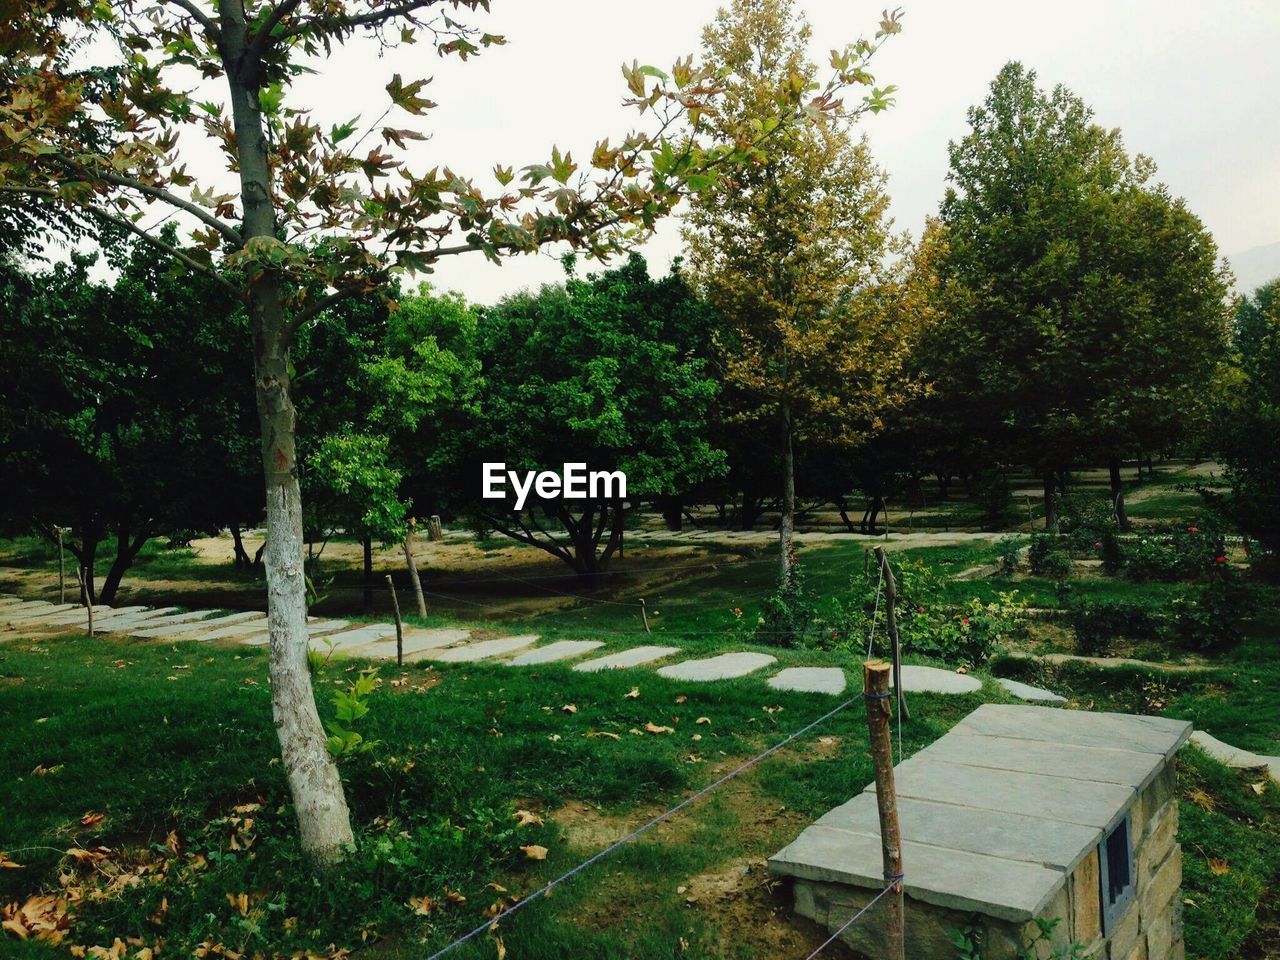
[122,609,220,634]
[1190,730,1273,773]
[1,602,74,624]
[996,677,1067,704]
[770,823,1065,922]
[816,794,1100,873]
[93,607,180,630]
[657,652,776,682]
[882,755,1136,829]
[192,618,274,641]
[304,619,352,637]
[889,664,982,695]
[506,640,605,666]
[768,667,847,695]
[574,645,681,672]
[132,611,262,638]
[429,635,540,663]
[955,703,1192,760]
[356,627,472,660]
[20,605,114,627]
[316,624,398,650]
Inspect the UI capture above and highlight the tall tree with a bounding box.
[930,62,1228,529]
[2,1,892,863]
[683,0,907,577]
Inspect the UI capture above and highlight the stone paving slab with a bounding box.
[769,823,1064,922]
[506,640,605,666]
[574,645,681,672]
[1,602,74,624]
[430,635,540,663]
[92,606,179,630]
[132,611,262,638]
[955,703,1192,759]
[889,664,982,695]
[916,730,1163,791]
[881,754,1137,829]
[816,794,1100,873]
[20,605,114,627]
[768,667,847,695]
[318,624,398,649]
[657,652,776,682]
[192,618,274,641]
[356,627,472,660]
[996,677,1066,703]
[124,610,223,635]
[1190,730,1279,785]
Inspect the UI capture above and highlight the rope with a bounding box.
[422,691,864,960]
[801,881,899,960]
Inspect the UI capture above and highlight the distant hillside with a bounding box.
[1228,241,1280,294]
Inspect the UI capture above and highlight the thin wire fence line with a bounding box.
[864,562,884,659]
[410,552,806,587]
[421,690,866,960]
[802,882,898,960]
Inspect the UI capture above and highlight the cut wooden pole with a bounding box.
[75,567,93,636]
[385,574,404,667]
[863,659,905,960]
[874,547,910,721]
[403,519,428,618]
[57,528,65,604]
[639,598,651,634]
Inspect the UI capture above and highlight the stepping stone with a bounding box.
[657,652,777,682]
[24,605,114,627]
[506,640,605,666]
[0,596,27,606]
[3,602,86,624]
[1190,730,1277,782]
[768,667,847,695]
[312,624,398,652]
[124,609,219,634]
[430,635,540,663]
[574,645,680,672]
[195,618,273,641]
[996,677,1066,704]
[90,606,170,630]
[134,611,262,638]
[241,620,355,647]
[357,627,471,660]
[889,664,982,695]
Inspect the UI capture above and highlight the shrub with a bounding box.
[1164,571,1255,652]
[1028,533,1073,579]
[972,468,1013,530]
[1070,599,1161,656]
[997,536,1024,575]
[755,549,817,648]
[1124,521,1226,582]
[1059,494,1124,573]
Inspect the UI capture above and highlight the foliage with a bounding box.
[1165,571,1255,653]
[754,548,817,648]
[1028,534,1073,580]
[325,670,381,760]
[1123,522,1226,583]
[1069,599,1161,656]
[972,468,1014,530]
[1059,493,1124,573]
[950,916,1086,960]
[997,536,1024,575]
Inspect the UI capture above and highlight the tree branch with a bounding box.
[163,0,222,41]
[283,286,358,338]
[281,0,444,41]
[247,0,304,59]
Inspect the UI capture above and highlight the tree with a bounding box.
[1212,280,1280,557]
[683,0,907,577]
[930,62,1228,529]
[2,1,893,864]
[456,254,723,578]
[0,228,258,601]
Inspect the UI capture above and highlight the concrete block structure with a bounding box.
[770,704,1191,960]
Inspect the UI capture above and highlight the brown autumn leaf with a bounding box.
[695,716,711,726]
[625,687,640,700]
[762,705,783,715]
[674,695,688,704]
[561,704,577,714]
[513,809,544,828]
[587,731,621,741]
[0,854,23,869]
[1186,788,1216,812]
[494,935,507,960]
[79,812,106,827]
[1208,858,1231,876]
[225,892,249,916]
[644,722,674,735]
[444,886,467,905]
[520,844,548,861]
[486,882,508,894]
[407,895,437,916]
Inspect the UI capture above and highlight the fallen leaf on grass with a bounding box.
[520,844,548,861]
[486,882,508,894]
[0,854,23,869]
[225,892,249,916]
[561,704,577,714]
[1186,788,1216,812]
[1208,858,1231,876]
[625,687,640,700]
[762,705,783,715]
[513,809,544,828]
[1249,781,1267,796]
[494,935,506,960]
[695,717,711,726]
[547,734,561,742]
[675,695,687,704]
[644,722,674,735]
[407,895,437,916]
[586,731,621,741]
[444,886,467,905]
[690,734,702,742]
[79,812,105,827]
[31,764,63,776]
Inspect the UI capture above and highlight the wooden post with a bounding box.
[863,660,905,960]
[874,547,910,721]
[427,515,443,542]
[57,528,65,604]
[385,574,404,667]
[639,598,651,634]
[75,567,93,636]
[403,519,428,618]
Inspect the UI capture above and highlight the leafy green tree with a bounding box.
[0,228,258,601]
[456,254,723,578]
[1212,281,1280,557]
[930,62,1228,529]
[684,0,910,577]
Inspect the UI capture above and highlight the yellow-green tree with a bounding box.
[683,0,918,576]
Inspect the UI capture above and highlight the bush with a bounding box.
[755,549,817,648]
[1028,533,1073,579]
[997,536,1024,575]
[1124,520,1226,582]
[1164,570,1255,652]
[972,468,1013,530]
[1059,494,1124,574]
[1070,599,1161,656]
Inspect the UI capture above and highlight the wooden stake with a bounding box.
[75,567,93,636]
[874,547,910,721]
[863,660,905,960]
[57,528,65,604]
[403,519,428,618]
[639,598,651,634]
[385,574,404,667]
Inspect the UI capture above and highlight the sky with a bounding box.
[71,0,1280,303]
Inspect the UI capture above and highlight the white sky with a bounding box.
[75,1,1280,303]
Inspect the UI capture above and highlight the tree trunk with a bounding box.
[230,523,251,567]
[1043,470,1059,533]
[778,402,795,579]
[98,528,148,605]
[222,0,353,866]
[738,493,762,530]
[659,496,683,532]
[936,472,951,501]
[73,535,100,606]
[835,497,856,533]
[1108,454,1131,531]
[403,523,427,618]
[361,536,373,613]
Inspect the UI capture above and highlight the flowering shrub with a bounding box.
[1028,534,1073,579]
[1124,519,1227,582]
[752,548,818,648]
[1163,568,1255,652]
